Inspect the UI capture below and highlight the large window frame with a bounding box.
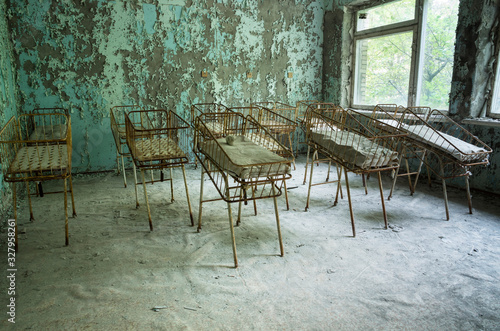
[350,0,455,112]
[488,38,500,119]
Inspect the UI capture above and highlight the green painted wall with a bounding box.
[0,0,20,217]
[8,0,326,173]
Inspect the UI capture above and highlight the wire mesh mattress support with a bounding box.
[111,105,144,188]
[125,109,194,231]
[194,112,293,267]
[304,107,404,236]
[0,113,76,250]
[374,107,492,220]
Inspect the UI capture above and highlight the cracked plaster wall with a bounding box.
[7,0,325,172]
[0,0,20,217]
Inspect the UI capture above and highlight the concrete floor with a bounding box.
[2,156,499,330]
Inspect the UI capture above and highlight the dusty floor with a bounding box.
[1,156,500,330]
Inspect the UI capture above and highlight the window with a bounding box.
[491,51,500,117]
[351,0,459,110]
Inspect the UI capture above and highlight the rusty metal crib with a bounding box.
[125,109,194,231]
[304,107,405,236]
[193,112,293,267]
[0,112,76,250]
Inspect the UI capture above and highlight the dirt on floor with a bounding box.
[1,156,500,330]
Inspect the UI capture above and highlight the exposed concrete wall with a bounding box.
[7,0,325,172]
[0,0,20,218]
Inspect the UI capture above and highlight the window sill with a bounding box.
[461,118,500,127]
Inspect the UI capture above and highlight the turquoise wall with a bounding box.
[8,0,326,173]
[0,0,20,215]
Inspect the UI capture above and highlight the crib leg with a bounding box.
[334,166,343,206]
[12,182,18,252]
[64,178,69,246]
[237,188,243,226]
[197,168,204,232]
[225,184,238,268]
[170,167,175,202]
[252,185,257,216]
[377,172,388,229]
[412,150,427,195]
[439,160,450,221]
[121,154,127,188]
[116,150,121,174]
[305,150,317,211]
[133,163,139,208]
[181,164,194,226]
[272,182,284,257]
[25,180,34,222]
[326,161,331,182]
[344,168,356,237]
[303,145,311,185]
[69,175,77,217]
[140,169,153,231]
[288,134,296,170]
[283,177,289,211]
[465,175,472,214]
[362,174,368,195]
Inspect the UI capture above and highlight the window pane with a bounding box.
[356,0,416,32]
[354,31,413,106]
[417,0,459,110]
[491,52,500,114]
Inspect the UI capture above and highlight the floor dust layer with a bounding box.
[1,156,499,330]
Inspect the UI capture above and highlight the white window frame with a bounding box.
[489,44,500,119]
[350,0,452,112]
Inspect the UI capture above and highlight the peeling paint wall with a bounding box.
[0,0,20,217]
[8,0,325,172]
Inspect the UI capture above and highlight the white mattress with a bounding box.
[201,135,291,179]
[310,128,399,170]
[378,119,489,163]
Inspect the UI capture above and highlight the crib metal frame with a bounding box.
[193,112,293,267]
[386,108,492,220]
[304,107,405,236]
[0,113,76,250]
[125,109,194,231]
[111,105,143,188]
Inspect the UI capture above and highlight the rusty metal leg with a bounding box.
[197,168,205,232]
[272,181,284,257]
[133,163,139,208]
[326,161,331,182]
[12,183,18,252]
[283,177,289,211]
[344,168,356,237]
[362,174,368,195]
[64,178,69,246]
[288,134,296,170]
[169,167,175,202]
[411,150,427,195]
[69,175,77,217]
[303,145,311,185]
[181,164,194,226]
[225,180,238,268]
[120,154,127,188]
[305,150,318,211]
[377,172,388,229]
[334,165,343,206]
[140,169,153,231]
[116,150,121,174]
[252,185,257,216]
[439,159,450,221]
[237,188,243,226]
[25,180,34,222]
[465,175,472,214]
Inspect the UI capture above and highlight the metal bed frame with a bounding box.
[110,105,144,188]
[125,109,194,230]
[0,112,76,250]
[304,107,405,236]
[193,112,293,267]
[375,107,492,220]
